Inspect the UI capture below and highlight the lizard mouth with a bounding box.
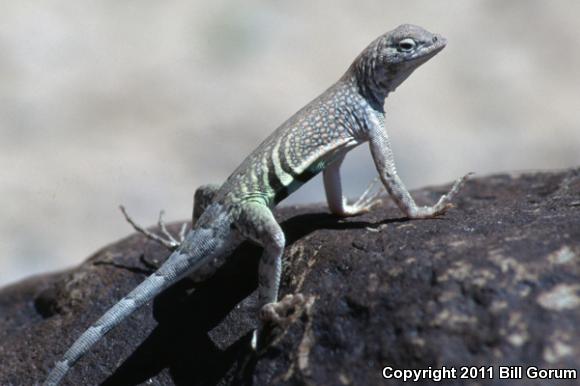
[412,34,446,63]
[429,34,447,53]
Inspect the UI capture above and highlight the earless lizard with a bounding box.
[44,24,469,385]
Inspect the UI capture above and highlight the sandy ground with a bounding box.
[1,0,579,286]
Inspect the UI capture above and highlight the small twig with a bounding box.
[158,210,179,246]
[119,205,180,251]
[178,222,188,243]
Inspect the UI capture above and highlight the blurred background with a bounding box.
[1,0,579,286]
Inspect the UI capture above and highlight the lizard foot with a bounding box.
[251,293,307,350]
[408,172,473,219]
[342,177,386,216]
[119,205,188,251]
[260,293,306,326]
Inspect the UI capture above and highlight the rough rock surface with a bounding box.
[1,169,579,386]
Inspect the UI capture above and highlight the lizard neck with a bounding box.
[342,63,386,114]
[343,47,417,114]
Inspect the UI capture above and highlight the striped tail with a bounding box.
[44,228,221,386]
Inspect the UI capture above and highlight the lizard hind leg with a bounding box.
[236,202,305,349]
[192,183,221,224]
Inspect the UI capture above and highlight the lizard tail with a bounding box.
[44,228,222,386]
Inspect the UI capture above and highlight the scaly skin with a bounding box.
[44,24,470,385]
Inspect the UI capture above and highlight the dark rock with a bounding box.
[1,169,579,386]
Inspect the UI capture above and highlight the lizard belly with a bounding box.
[270,138,361,205]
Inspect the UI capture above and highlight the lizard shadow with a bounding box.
[101,210,406,386]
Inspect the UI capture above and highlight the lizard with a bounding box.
[44,24,470,385]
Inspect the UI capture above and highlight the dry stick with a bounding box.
[158,211,188,243]
[178,223,188,243]
[157,210,179,246]
[119,205,180,250]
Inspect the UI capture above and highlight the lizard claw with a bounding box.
[251,293,307,351]
[431,202,454,217]
[433,173,471,213]
[342,177,387,216]
[260,293,306,325]
[406,173,471,219]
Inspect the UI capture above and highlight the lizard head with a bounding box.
[352,24,447,104]
[376,24,447,67]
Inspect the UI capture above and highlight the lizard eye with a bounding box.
[398,38,416,52]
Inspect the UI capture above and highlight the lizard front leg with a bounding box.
[323,154,384,217]
[368,124,470,218]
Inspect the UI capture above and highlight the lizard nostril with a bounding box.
[433,36,438,43]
